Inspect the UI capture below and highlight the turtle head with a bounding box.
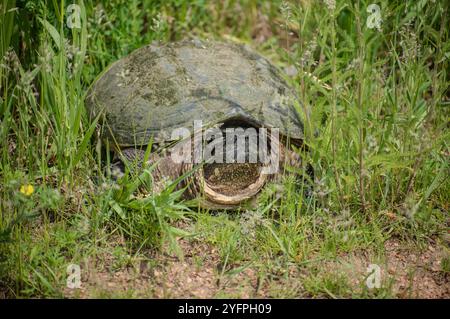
[196,119,277,208]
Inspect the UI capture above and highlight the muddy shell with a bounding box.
[86,39,304,147]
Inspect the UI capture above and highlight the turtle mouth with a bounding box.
[199,119,270,206]
[202,162,267,205]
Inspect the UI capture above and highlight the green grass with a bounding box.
[0,0,449,298]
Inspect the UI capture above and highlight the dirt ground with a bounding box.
[63,237,449,299]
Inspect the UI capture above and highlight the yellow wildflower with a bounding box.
[19,184,34,196]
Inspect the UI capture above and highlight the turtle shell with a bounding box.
[86,39,303,147]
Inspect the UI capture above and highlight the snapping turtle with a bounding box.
[86,39,308,208]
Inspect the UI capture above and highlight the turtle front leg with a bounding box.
[278,144,314,196]
[113,148,185,194]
